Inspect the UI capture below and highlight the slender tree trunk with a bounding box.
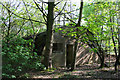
[99,26,106,68]
[110,17,117,62]
[7,9,11,47]
[70,0,83,71]
[86,30,106,68]
[115,2,120,71]
[118,3,120,69]
[99,52,105,68]
[89,40,106,68]
[43,1,54,69]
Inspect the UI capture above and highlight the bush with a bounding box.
[2,35,45,78]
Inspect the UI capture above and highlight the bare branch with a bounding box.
[77,0,83,26]
[16,21,25,35]
[2,21,7,27]
[54,0,63,6]
[10,20,26,39]
[42,2,47,22]
[65,15,76,24]
[22,0,35,36]
[33,0,47,22]
[26,3,47,15]
[0,2,46,24]
[54,2,66,20]
[54,7,76,24]
[16,2,21,10]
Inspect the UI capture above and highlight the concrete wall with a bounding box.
[51,32,100,67]
[52,32,66,67]
[52,52,65,67]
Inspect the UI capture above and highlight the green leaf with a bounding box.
[12,75,16,78]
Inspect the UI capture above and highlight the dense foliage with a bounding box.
[2,35,45,78]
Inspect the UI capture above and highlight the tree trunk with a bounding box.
[43,1,54,69]
[115,2,120,71]
[99,51,105,68]
[110,16,118,69]
[7,9,11,46]
[70,0,83,71]
[111,27,117,58]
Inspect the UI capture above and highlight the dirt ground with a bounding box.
[25,56,120,79]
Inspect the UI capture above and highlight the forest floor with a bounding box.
[23,56,120,79]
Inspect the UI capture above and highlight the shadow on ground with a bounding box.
[59,64,120,79]
[25,64,120,79]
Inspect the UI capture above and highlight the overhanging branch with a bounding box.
[54,0,63,6]
[0,2,46,24]
[54,2,67,20]
[33,0,47,22]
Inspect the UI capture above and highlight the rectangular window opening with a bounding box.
[53,43,63,53]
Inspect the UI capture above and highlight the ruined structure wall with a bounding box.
[76,44,100,66]
[52,32,66,67]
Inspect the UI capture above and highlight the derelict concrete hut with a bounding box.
[52,32,100,67]
[23,31,100,68]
